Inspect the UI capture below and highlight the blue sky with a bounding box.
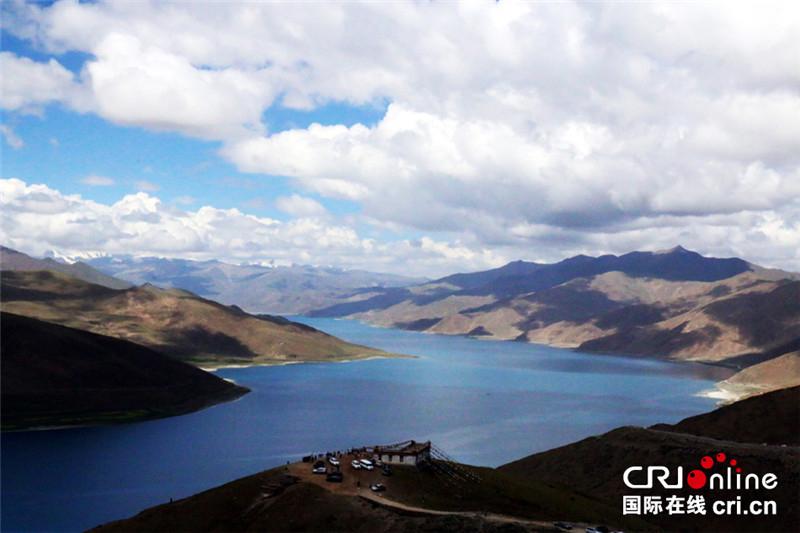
[1,1,798,274]
[3,30,384,220]
[2,104,381,220]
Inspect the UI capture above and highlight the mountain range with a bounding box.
[5,244,799,401]
[83,255,426,314]
[1,246,132,289]
[308,246,800,399]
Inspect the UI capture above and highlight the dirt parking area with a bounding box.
[287,453,395,497]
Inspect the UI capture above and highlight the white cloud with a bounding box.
[2,178,798,276]
[0,125,24,149]
[85,33,275,139]
[3,2,800,270]
[275,194,327,218]
[0,178,507,276]
[81,174,114,186]
[225,103,800,235]
[0,51,88,112]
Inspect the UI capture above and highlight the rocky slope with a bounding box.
[709,351,800,401]
[0,270,395,367]
[1,312,248,430]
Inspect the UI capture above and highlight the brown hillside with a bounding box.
[580,280,800,362]
[0,270,394,367]
[652,386,800,445]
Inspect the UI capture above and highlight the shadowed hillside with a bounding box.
[91,470,551,533]
[500,387,800,532]
[652,386,800,445]
[91,455,639,533]
[1,312,248,430]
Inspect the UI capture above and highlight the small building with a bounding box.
[375,440,431,466]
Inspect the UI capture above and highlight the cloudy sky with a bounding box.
[2,1,799,276]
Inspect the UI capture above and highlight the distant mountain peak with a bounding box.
[655,245,692,255]
[0,246,131,290]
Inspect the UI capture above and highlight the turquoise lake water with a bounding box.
[0,317,729,532]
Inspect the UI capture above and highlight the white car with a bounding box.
[329,457,340,466]
[351,460,362,469]
[360,459,374,470]
[312,466,326,474]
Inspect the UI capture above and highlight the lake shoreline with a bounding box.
[331,316,738,382]
[197,353,413,372]
[1,385,249,433]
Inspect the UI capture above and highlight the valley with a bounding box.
[2,245,797,531]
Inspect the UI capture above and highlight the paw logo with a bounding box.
[687,452,741,489]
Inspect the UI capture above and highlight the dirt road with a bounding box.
[287,455,587,532]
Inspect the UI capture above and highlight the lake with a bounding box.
[0,317,730,532]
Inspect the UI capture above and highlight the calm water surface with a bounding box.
[1,318,730,532]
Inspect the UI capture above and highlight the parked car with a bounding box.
[360,459,374,470]
[370,483,386,492]
[586,526,609,533]
[351,460,362,469]
[381,465,392,476]
[312,465,327,474]
[326,471,343,482]
[329,457,340,466]
[554,522,573,531]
